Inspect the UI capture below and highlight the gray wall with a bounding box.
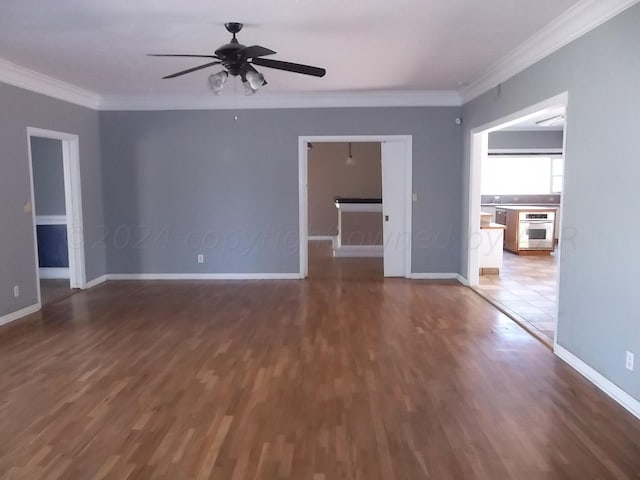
[99,107,462,275]
[462,4,640,400]
[308,142,381,236]
[31,137,66,215]
[488,130,564,150]
[0,82,106,317]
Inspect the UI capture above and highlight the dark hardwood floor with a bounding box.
[40,279,75,306]
[1,253,639,478]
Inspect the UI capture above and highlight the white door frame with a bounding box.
[27,127,86,305]
[298,135,413,278]
[466,91,568,286]
[466,91,569,345]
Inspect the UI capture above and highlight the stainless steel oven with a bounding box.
[518,212,555,250]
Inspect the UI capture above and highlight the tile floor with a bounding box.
[477,251,558,345]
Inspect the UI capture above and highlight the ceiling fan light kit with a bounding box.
[150,22,326,96]
[207,71,228,95]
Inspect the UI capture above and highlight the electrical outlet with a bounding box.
[13,285,19,297]
[626,351,635,371]
[197,254,204,264]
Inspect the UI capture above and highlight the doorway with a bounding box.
[299,135,412,279]
[467,93,568,346]
[27,127,85,306]
[306,141,383,279]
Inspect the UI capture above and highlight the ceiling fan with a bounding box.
[149,22,327,95]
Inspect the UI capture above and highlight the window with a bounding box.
[551,157,564,193]
[482,155,563,195]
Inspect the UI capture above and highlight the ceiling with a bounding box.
[503,106,566,131]
[0,0,580,96]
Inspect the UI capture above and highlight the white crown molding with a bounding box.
[460,0,640,103]
[0,58,101,109]
[98,90,462,111]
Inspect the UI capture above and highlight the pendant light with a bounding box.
[346,142,356,166]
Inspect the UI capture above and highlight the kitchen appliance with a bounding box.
[518,211,555,250]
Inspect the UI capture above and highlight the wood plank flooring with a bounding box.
[0,273,639,478]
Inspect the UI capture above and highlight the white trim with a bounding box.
[39,268,70,279]
[99,90,461,111]
[487,148,563,155]
[333,245,383,258]
[299,135,413,279]
[0,304,40,328]
[0,58,100,109]
[26,135,42,306]
[466,92,568,288]
[35,215,67,225]
[460,0,640,102]
[409,273,461,280]
[299,138,309,277]
[555,345,640,421]
[501,126,564,132]
[336,203,383,213]
[85,274,108,289]
[106,273,303,281]
[456,274,469,285]
[27,128,86,293]
[308,236,335,241]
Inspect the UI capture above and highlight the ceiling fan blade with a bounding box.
[237,45,276,59]
[251,58,326,77]
[162,61,222,79]
[149,54,219,59]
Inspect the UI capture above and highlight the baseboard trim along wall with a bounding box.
[85,274,108,289]
[106,273,304,281]
[410,273,466,282]
[555,344,640,421]
[0,303,40,327]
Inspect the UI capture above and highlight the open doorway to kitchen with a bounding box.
[27,128,86,306]
[299,135,412,280]
[467,93,568,346]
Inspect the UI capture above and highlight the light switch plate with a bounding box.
[23,201,32,213]
[412,193,418,202]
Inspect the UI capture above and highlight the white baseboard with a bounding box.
[106,273,303,281]
[333,245,383,257]
[85,274,108,289]
[555,344,640,421]
[0,303,40,327]
[39,267,70,279]
[308,236,335,241]
[410,273,463,281]
[456,274,469,285]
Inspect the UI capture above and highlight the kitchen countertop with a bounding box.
[481,223,507,230]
